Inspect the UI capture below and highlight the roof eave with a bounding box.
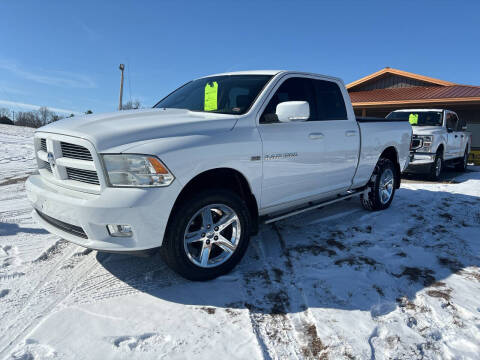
[351,97,480,108]
[347,68,456,90]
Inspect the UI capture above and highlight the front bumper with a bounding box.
[26,175,182,252]
[405,152,435,173]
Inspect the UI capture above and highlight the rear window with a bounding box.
[312,79,347,120]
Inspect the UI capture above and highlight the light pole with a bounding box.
[118,64,125,110]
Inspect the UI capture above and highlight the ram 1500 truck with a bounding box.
[26,71,412,280]
[387,109,471,180]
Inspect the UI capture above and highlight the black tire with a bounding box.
[361,158,397,211]
[429,151,443,181]
[161,189,251,281]
[455,148,468,172]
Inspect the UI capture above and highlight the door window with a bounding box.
[446,113,457,132]
[312,79,348,120]
[456,115,466,131]
[260,77,316,123]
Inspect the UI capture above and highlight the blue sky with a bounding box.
[1,1,479,115]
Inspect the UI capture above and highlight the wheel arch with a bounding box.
[167,168,259,236]
[379,146,401,189]
[436,143,445,156]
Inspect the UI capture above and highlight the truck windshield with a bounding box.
[154,75,273,115]
[386,111,443,126]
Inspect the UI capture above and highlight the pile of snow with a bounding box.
[0,124,479,359]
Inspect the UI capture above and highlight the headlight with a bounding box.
[102,154,174,187]
[419,135,433,148]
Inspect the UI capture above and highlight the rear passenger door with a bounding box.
[310,78,360,189]
[456,115,468,155]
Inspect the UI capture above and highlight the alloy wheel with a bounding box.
[183,204,241,268]
[379,168,394,204]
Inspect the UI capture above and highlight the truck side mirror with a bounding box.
[276,101,310,123]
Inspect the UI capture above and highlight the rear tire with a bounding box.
[361,158,397,211]
[455,149,468,172]
[429,151,443,181]
[161,189,251,281]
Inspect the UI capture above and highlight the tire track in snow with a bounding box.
[241,226,329,360]
[0,244,99,358]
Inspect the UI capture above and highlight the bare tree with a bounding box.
[121,99,141,110]
[15,111,42,128]
[0,107,13,125]
[50,113,63,123]
[37,106,53,126]
[0,107,11,118]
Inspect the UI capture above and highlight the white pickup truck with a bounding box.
[26,71,411,280]
[387,109,471,180]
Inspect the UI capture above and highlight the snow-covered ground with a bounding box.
[1,123,479,360]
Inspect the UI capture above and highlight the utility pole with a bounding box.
[12,110,15,122]
[118,64,125,110]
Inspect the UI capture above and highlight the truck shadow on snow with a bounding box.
[97,187,480,317]
[402,166,478,184]
[0,222,48,236]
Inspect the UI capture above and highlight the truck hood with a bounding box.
[412,126,445,136]
[37,108,238,152]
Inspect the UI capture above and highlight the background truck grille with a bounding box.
[60,142,93,161]
[66,167,99,185]
[410,137,422,150]
[40,138,47,152]
[36,209,88,239]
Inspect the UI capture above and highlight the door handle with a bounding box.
[345,130,357,137]
[455,135,458,138]
[309,132,324,140]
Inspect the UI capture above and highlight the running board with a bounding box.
[262,189,365,224]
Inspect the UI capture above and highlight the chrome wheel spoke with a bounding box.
[216,213,237,232]
[215,235,237,253]
[202,207,213,229]
[200,243,211,266]
[185,230,204,244]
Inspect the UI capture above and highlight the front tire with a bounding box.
[161,189,251,281]
[361,158,396,211]
[429,152,443,181]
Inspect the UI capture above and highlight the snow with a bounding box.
[1,123,479,359]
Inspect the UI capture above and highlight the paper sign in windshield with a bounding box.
[204,82,218,111]
[409,113,419,125]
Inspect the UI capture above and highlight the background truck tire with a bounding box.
[455,148,469,172]
[429,151,443,180]
[361,158,396,211]
[161,189,251,281]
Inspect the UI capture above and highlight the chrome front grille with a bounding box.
[36,135,101,191]
[41,160,52,173]
[65,167,99,185]
[60,142,93,161]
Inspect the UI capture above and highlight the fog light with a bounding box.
[107,224,133,237]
